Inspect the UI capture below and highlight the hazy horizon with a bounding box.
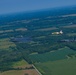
[0,0,76,15]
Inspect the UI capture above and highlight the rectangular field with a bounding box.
[0,69,39,75]
[0,38,16,49]
[29,47,76,63]
[35,58,76,75]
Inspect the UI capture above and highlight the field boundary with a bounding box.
[32,64,42,75]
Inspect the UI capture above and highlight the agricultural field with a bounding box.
[0,38,16,49]
[12,59,29,68]
[63,25,76,28]
[0,59,40,75]
[0,69,39,75]
[29,47,76,63]
[67,33,76,36]
[36,27,58,31]
[35,58,76,75]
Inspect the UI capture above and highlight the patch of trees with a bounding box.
[0,66,34,72]
[0,47,22,71]
[66,42,76,50]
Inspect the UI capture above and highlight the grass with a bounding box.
[29,47,76,63]
[36,27,58,31]
[0,70,24,75]
[35,58,76,75]
[12,60,28,68]
[67,33,76,36]
[63,25,76,28]
[15,28,27,31]
[0,38,16,49]
[0,59,39,75]
[0,69,39,75]
[0,30,13,33]
[35,36,46,39]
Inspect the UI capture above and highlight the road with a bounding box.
[32,64,42,75]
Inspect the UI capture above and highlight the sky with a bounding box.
[0,0,76,14]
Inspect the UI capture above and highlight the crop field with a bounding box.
[36,27,58,31]
[12,59,29,68]
[0,38,16,49]
[67,33,76,36]
[35,58,76,75]
[63,25,76,28]
[0,59,39,75]
[0,69,39,75]
[29,47,76,63]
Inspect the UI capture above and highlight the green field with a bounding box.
[0,70,25,75]
[35,58,76,75]
[67,33,76,36]
[0,38,16,49]
[12,59,28,68]
[0,69,39,75]
[29,47,76,63]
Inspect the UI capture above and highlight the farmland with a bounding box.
[0,6,76,75]
[0,38,16,49]
[12,59,28,68]
[35,58,76,75]
[0,69,39,75]
[29,47,76,63]
[0,59,40,75]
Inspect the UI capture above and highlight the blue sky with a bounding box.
[0,0,76,14]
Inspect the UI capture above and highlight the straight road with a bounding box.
[32,64,42,75]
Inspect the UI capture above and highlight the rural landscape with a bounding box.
[0,6,76,75]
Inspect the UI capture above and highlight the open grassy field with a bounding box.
[67,33,76,36]
[35,58,76,75]
[29,47,76,63]
[12,59,29,68]
[0,30,13,33]
[61,14,76,17]
[15,28,27,31]
[0,59,40,75]
[36,27,58,31]
[0,69,39,75]
[63,25,76,28]
[0,38,16,49]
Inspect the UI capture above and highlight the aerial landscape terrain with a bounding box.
[0,6,76,75]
